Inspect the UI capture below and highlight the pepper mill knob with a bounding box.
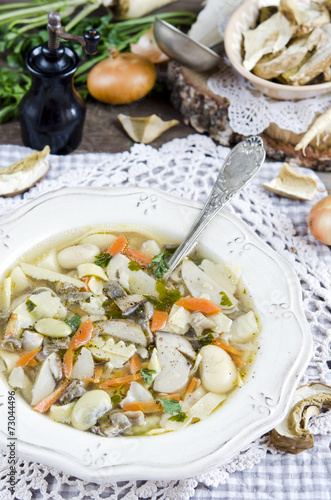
[84,30,101,55]
[46,11,101,54]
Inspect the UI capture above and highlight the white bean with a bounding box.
[71,390,111,431]
[199,345,237,394]
[57,244,100,269]
[35,318,72,337]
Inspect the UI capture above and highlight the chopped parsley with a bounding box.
[158,398,182,415]
[94,252,112,268]
[26,299,36,312]
[102,300,123,319]
[64,313,81,333]
[149,253,169,278]
[140,368,157,385]
[111,386,126,405]
[144,280,181,312]
[128,261,142,271]
[198,332,214,346]
[220,291,233,307]
[169,411,187,422]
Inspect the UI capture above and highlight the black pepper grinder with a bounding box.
[18,12,100,155]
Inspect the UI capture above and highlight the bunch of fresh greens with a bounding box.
[0,0,196,123]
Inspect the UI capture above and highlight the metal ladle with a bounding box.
[163,136,266,281]
[153,17,222,72]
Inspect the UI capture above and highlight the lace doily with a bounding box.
[0,135,330,499]
[208,58,331,136]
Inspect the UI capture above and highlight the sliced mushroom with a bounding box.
[71,390,112,431]
[96,319,147,347]
[153,332,196,393]
[104,281,147,315]
[123,410,146,426]
[190,311,216,336]
[121,381,154,406]
[270,382,331,454]
[118,114,179,144]
[48,352,62,382]
[58,380,87,404]
[71,347,95,379]
[101,412,132,436]
[0,335,22,352]
[42,336,70,356]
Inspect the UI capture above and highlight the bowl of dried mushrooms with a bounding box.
[224,0,331,100]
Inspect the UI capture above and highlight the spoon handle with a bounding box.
[163,136,265,281]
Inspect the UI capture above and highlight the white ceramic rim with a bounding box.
[0,186,313,482]
[224,0,331,100]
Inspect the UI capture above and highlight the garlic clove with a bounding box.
[261,162,318,201]
[118,114,179,144]
[0,146,50,197]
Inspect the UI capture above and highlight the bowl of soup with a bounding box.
[0,187,312,482]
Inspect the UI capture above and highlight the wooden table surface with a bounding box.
[0,0,202,154]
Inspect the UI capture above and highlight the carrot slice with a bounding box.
[231,354,246,365]
[124,247,153,267]
[212,339,243,356]
[62,349,73,378]
[82,364,104,383]
[99,372,142,389]
[151,310,168,333]
[184,377,199,398]
[176,297,221,315]
[69,317,93,350]
[4,313,19,337]
[129,353,142,374]
[122,400,163,413]
[107,235,128,256]
[82,277,90,292]
[28,358,38,367]
[15,347,41,368]
[161,394,180,401]
[33,380,70,413]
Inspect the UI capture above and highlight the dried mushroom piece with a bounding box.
[242,12,296,71]
[261,162,318,200]
[118,114,179,144]
[253,28,323,80]
[270,383,331,454]
[282,23,331,85]
[295,106,331,154]
[0,146,50,197]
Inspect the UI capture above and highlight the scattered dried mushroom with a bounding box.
[118,114,179,144]
[261,162,318,200]
[243,0,331,86]
[0,146,50,197]
[270,382,331,454]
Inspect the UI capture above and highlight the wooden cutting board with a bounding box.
[167,61,331,171]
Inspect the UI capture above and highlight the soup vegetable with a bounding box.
[0,229,259,436]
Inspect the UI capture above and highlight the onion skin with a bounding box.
[308,194,331,245]
[87,51,156,105]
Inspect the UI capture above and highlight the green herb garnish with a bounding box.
[64,313,81,333]
[94,253,112,268]
[220,292,233,307]
[140,368,157,385]
[102,300,123,319]
[198,332,214,346]
[110,385,126,405]
[128,261,142,271]
[156,280,181,306]
[149,253,169,278]
[158,398,182,415]
[26,299,36,312]
[168,412,187,422]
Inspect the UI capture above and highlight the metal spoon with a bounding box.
[163,136,266,281]
[153,17,222,72]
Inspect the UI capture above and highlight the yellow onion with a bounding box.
[308,194,331,245]
[87,48,156,105]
